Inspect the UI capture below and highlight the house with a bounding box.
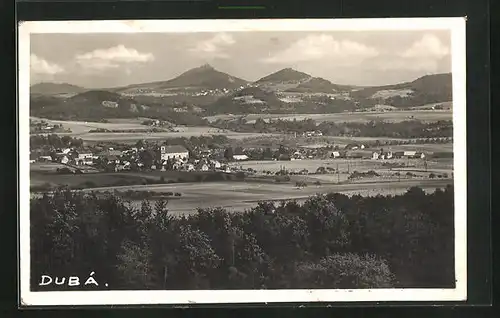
[60,156,69,164]
[233,154,249,161]
[186,163,195,171]
[292,151,303,160]
[385,152,393,159]
[372,152,380,160]
[61,148,71,154]
[416,152,426,159]
[106,155,120,164]
[330,151,341,158]
[199,164,209,172]
[160,145,189,161]
[78,153,93,160]
[403,151,417,157]
[211,160,222,169]
[115,164,129,171]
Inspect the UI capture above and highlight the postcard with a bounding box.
[18,17,467,306]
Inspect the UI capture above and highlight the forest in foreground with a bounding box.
[30,185,454,291]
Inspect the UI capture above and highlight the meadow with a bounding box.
[76,178,453,215]
[30,117,152,134]
[228,158,453,175]
[204,110,452,124]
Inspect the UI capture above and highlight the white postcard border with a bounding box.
[18,18,467,306]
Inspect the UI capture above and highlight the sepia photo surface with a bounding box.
[19,18,467,306]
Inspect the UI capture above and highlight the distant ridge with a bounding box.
[350,73,452,107]
[30,82,86,95]
[256,68,311,83]
[114,64,249,94]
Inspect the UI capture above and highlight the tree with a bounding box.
[293,254,395,289]
[139,150,155,168]
[224,147,234,160]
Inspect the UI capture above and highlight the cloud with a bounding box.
[189,33,236,59]
[261,34,379,64]
[75,45,154,70]
[30,54,65,75]
[376,58,440,72]
[400,34,450,59]
[370,34,450,72]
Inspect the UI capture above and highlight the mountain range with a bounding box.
[29,64,453,121]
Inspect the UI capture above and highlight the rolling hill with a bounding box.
[29,68,453,120]
[255,68,354,94]
[114,64,249,94]
[285,77,353,93]
[350,73,452,107]
[256,68,311,84]
[30,82,86,96]
[29,90,209,125]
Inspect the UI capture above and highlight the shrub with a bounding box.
[313,181,322,186]
[429,173,436,179]
[174,193,182,197]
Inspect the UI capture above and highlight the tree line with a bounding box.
[31,185,454,291]
[211,118,453,139]
[30,134,84,151]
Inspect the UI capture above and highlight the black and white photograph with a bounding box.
[18,18,467,305]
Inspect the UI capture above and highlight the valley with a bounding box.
[29,64,455,216]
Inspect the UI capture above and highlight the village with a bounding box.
[29,134,431,177]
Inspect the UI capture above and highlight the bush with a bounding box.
[429,173,436,179]
[174,192,182,197]
[313,181,322,186]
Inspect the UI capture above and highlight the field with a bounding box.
[30,169,244,189]
[229,158,453,175]
[74,179,453,215]
[30,117,281,141]
[204,110,452,124]
[30,155,453,216]
[30,117,152,134]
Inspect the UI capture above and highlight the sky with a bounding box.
[30,30,452,88]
